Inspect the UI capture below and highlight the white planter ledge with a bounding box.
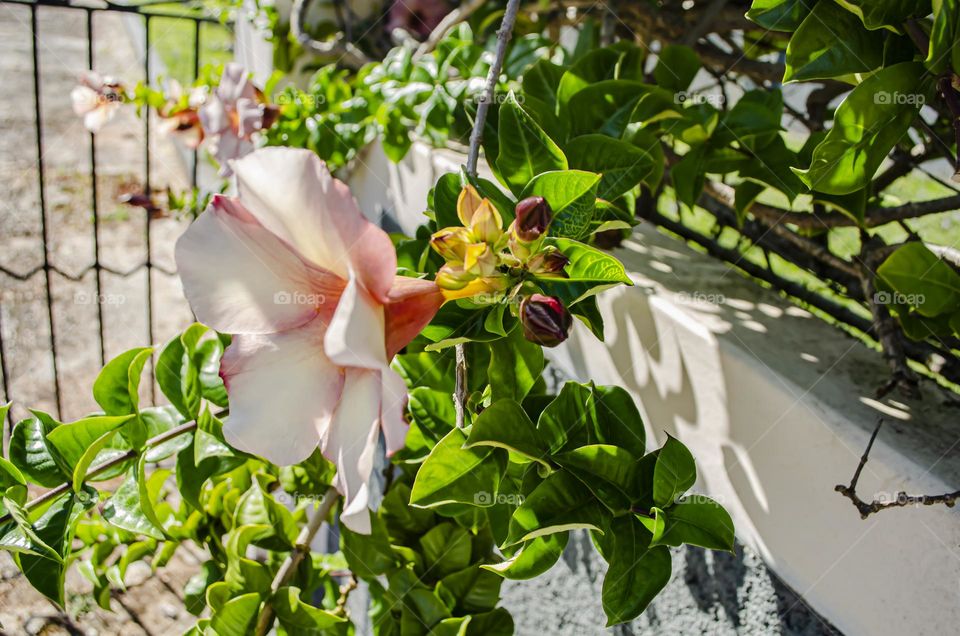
[348,140,960,636]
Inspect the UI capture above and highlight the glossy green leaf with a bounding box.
[437,564,504,613]
[745,0,815,31]
[538,238,632,306]
[784,2,884,82]
[482,532,568,580]
[554,444,638,513]
[601,516,671,625]
[496,91,568,196]
[929,0,960,75]
[652,436,697,508]
[654,45,700,92]
[567,134,661,200]
[102,461,165,539]
[209,592,261,636]
[838,0,932,30]
[487,327,544,403]
[877,242,960,317]
[410,428,506,508]
[9,412,69,487]
[519,170,599,238]
[654,496,735,551]
[465,399,548,467]
[46,415,132,492]
[536,382,646,457]
[273,586,347,632]
[795,63,928,194]
[505,471,607,545]
[420,522,473,578]
[93,347,152,416]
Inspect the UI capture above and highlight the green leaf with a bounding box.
[46,415,133,492]
[234,480,299,550]
[93,347,153,416]
[209,592,261,636]
[487,327,545,403]
[410,428,506,508]
[341,511,399,579]
[794,63,929,194]
[9,412,69,487]
[671,145,707,207]
[566,134,661,200]
[568,80,654,139]
[601,516,671,625]
[223,524,275,594]
[554,445,639,513]
[505,471,607,545]
[652,436,697,508]
[0,495,63,561]
[419,522,473,578]
[482,532,568,580]
[654,496,735,551]
[273,586,347,633]
[538,238,632,306]
[14,489,97,607]
[653,45,701,92]
[184,561,222,615]
[877,242,960,317]
[746,0,815,31]
[519,170,599,239]
[536,382,646,457]
[437,564,504,613]
[496,91,568,196]
[929,0,960,75]
[465,399,549,467]
[784,2,884,82]
[102,461,165,539]
[838,0,932,30]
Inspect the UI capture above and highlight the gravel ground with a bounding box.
[501,535,841,636]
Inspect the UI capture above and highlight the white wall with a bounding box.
[349,140,960,636]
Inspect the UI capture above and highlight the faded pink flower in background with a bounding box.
[174,147,442,533]
[71,71,125,133]
[387,0,451,38]
[198,63,277,176]
[158,79,207,149]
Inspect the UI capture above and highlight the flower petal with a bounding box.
[324,368,385,534]
[175,194,333,334]
[232,148,397,302]
[324,273,387,369]
[220,319,345,465]
[217,62,256,104]
[384,276,443,359]
[380,366,410,455]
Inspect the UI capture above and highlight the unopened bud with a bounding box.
[430,228,469,262]
[514,196,552,242]
[436,265,474,291]
[520,294,572,347]
[528,250,569,277]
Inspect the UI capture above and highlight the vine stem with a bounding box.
[0,419,199,525]
[254,488,338,636]
[455,0,522,428]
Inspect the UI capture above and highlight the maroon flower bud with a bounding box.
[527,249,569,277]
[520,294,573,347]
[514,196,552,242]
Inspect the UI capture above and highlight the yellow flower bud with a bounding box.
[430,227,470,262]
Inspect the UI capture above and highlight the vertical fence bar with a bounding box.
[143,14,156,402]
[31,4,63,418]
[191,18,201,188]
[87,9,106,367]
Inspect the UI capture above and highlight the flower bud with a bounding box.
[514,196,552,242]
[436,264,474,291]
[527,249,569,277]
[430,227,470,262]
[520,294,572,347]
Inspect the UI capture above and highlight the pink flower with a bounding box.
[199,64,277,176]
[158,80,207,149]
[71,71,125,133]
[174,147,442,532]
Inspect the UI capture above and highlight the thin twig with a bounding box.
[453,0,522,428]
[835,420,960,518]
[254,488,338,636]
[0,420,199,525]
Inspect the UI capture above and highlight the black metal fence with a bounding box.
[0,0,231,429]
